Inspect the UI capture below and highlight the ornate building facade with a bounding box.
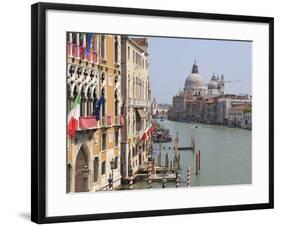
[66,33,122,192]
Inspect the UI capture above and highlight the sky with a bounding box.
[147,37,252,104]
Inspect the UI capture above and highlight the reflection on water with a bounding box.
[131,119,251,189]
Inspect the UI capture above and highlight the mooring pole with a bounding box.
[176,171,180,188]
[186,167,191,187]
[162,176,167,188]
[152,158,155,175]
[147,156,152,189]
[191,137,195,152]
[198,150,201,170]
[129,176,133,190]
[178,153,181,170]
[195,151,200,175]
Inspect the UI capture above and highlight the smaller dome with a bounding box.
[208,80,218,89]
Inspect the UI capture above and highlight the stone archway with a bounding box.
[75,146,89,192]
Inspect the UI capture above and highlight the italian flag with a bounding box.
[67,94,81,138]
[140,123,153,142]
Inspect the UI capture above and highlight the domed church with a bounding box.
[183,60,225,96]
[184,60,206,96]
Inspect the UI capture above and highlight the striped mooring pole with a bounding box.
[162,176,167,188]
[186,167,191,187]
[147,156,152,188]
[195,151,200,175]
[198,150,201,170]
[128,166,133,190]
[176,171,180,188]
[108,174,113,191]
[129,176,133,190]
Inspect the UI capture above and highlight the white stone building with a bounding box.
[120,36,151,179]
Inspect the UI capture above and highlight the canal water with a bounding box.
[132,119,251,189]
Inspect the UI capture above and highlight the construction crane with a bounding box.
[223,80,241,83]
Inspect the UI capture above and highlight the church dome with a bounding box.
[208,80,218,89]
[184,61,205,89]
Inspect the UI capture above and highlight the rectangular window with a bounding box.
[101,35,106,59]
[102,130,107,150]
[93,157,99,182]
[80,99,86,117]
[128,46,130,60]
[133,50,135,63]
[114,157,118,169]
[115,128,119,147]
[87,100,92,116]
[114,36,118,64]
[101,161,106,175]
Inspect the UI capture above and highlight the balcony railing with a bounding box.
[67,43,97,64]
[128,98,149,107]
[79,116,98,129]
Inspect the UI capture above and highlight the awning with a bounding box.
[136,109,147,119]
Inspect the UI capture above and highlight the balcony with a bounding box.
[79,116,98,130]
[128,98,149,108]
[67,43,73,58]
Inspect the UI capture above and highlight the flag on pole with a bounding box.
[85,33,93,59]
[140,122,153,142]
[80,33,86,59]
[94,95,104,121]
[67,94,81,138]
[92,34,98,63]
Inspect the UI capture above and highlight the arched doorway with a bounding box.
[75,147,89,192]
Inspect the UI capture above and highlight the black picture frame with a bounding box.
[31,2,274,224]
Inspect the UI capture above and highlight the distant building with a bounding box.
[228,104,252,129]
[168,60,252,128]
[182,60,225,97]
[216,95,252,125]
[151,98,171,118]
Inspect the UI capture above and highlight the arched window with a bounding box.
[92,89,97,116]
[80,86,86,117]
[93,157,99,183]
[86,87,92,116]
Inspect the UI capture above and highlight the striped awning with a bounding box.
[136,109,147,118]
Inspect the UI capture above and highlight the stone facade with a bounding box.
[66,33,122,192]
[120,36,151,179]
